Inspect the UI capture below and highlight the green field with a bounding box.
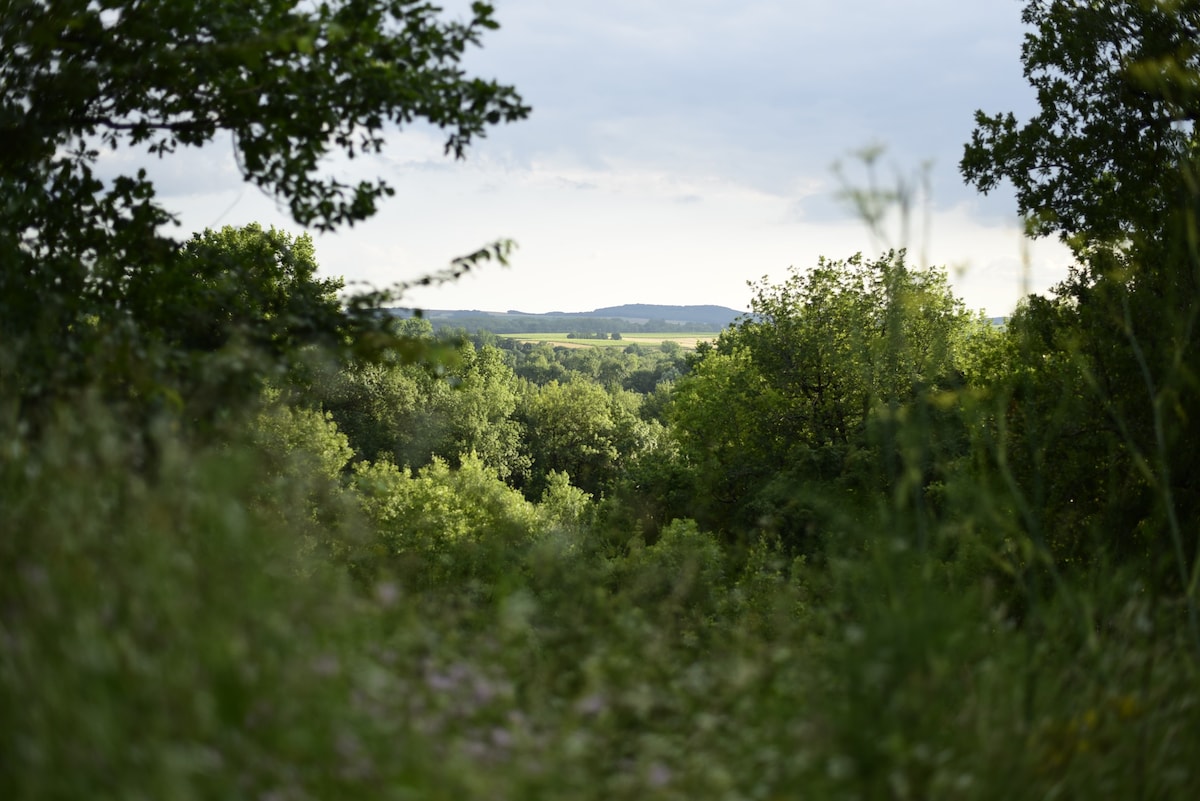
[502,332,716,349]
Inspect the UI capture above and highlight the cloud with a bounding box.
[463,1,1035,177]
[98,1,1061,318]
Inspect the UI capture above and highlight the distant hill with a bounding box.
[588,304,746,326]
[390,304,747,334]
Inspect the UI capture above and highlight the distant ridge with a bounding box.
[589,304,746,326]
[390,303,747,334]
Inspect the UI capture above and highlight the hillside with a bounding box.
[579,304,746,326]
[391,303,747,334]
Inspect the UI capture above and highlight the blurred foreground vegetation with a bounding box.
[3,1,1200,798]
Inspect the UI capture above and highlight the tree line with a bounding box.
[404,312,722,335]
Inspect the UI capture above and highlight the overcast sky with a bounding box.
[145,0,1074,316]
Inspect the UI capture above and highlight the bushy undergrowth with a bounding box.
[3,403,1197,800]
[0,405,444,799]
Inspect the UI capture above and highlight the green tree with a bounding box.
[517,376,661,498]
[513,342,568,385]
[961,0,1200,594]
[670,252,977,544]
[961,0,1200,246]
[520,377,617,498]
[323,339,528,480]
[127,224,350,421]
[668,345,775,531]
[442,344,529,481]
[351,453,540,592]
[250,391,360,561]
[253,394,354,484]
[596,351,631,388]
[322,359,433,467]
[561,347,603,380]
[166,225,345,358]
[0,0,528,416]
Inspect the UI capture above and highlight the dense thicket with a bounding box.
[3,1,1199,798]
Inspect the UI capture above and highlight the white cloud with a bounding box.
[126,1,1064,317]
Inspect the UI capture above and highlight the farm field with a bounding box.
[502,332,716,349]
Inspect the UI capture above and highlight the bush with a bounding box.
[0,405,447,800]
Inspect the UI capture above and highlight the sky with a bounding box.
[133,0,1076,316]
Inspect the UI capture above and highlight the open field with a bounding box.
[501,332,717,350]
